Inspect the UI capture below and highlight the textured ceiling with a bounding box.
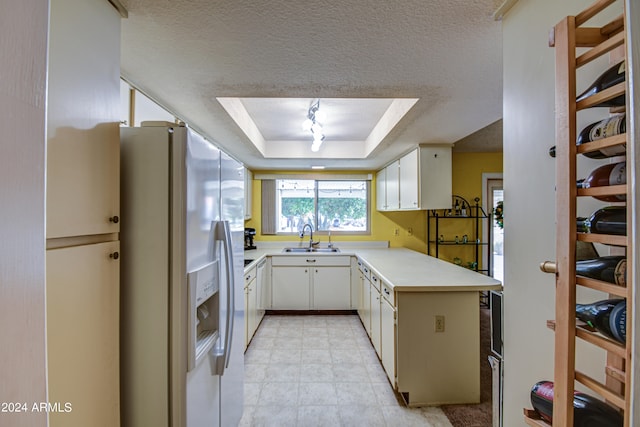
[120,0,504,170]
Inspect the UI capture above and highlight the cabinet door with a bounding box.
[312,266,351,310]
[400,149,419,209]
[47,241,120,427]
[256,259,268,318]
[385,161,400,210]
[381,298,396,385]
[247,279,258,341]
[271,266,310,309]
[46,0,120,239]
[244,168,252,220]
[362,276,372,335]
[376,168,387,211]
[419,145,452,209]
[370,282,382,356]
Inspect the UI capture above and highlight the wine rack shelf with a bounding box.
[576,132,626,155]
[529,0,634,425]
[575,276,628,298]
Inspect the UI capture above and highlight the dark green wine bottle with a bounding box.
[576,206,626,236]
[576,298,626,343]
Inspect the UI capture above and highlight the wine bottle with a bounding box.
[549,113,626,159]
[576,206,626,236]
[576,61,626,107]
[577,114,626,159]
[576,298,626,343]
[576,256,626,286]
[530,380,623,426]
[578,161,626,202]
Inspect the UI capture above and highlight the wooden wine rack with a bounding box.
[523,0,634,425]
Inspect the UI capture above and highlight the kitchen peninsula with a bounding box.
[243,245,502,407]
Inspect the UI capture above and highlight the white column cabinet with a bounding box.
[47,241,120,427]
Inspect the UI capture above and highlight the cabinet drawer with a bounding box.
[361,262,371,280]
[244,267,256,287]
[381,282,395,306]
[371,273,381,291]
[271,255,350,267]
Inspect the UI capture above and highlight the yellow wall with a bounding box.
[245,151,503,255]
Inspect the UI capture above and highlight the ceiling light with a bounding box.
[304,99,326,151]
[311,165,325,169]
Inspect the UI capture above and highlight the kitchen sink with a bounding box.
[282,247,340,253]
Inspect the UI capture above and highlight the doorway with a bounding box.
[482,174,504,283]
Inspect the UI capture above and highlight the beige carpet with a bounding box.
[440,307,493,427]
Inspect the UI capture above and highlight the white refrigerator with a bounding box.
[120,122,245,427]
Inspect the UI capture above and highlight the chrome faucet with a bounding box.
[328,230,333,248]
[299,223,317,248]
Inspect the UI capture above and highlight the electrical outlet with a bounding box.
[408,227,413,236]
[435,315,445,332]
[394,228,399,236]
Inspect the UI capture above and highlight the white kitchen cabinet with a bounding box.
[376,145,452,211]
[256,258,268,320]
[244,267,258,349]
[46,0,121,240]
[350,257,359,309]
[376,168,387,211]
[271,266,310,310]
[370,274,382,357]
[312,266,351,310]
[271,256,351,310]
[399,148,419,209]
[244,167,252,220]
[47,241,120,427]
[383,161,400,211]
[357,260,372,334]
[380,284,396,386]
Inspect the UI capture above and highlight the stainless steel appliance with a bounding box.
[120,122,244,427]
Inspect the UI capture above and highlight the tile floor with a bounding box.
[240,314,453,427]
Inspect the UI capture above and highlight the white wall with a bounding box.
[0,1,49,426]
[502,0,625,425]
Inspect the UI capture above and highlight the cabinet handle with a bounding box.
[384,288,390,295]
[306,259,316,263]
[109,251,119,260]
[109,215,119,224]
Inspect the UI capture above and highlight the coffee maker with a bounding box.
[244,227,256,250]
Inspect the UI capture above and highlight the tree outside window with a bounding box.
[277,179,369,233]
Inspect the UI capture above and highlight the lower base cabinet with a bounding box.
[271,266,311,309]
[47,241,120,427]
[380,296,396,386]
[370,279,382,357]
[271,256,351,310]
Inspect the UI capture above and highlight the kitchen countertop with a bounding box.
[243,244,502,293]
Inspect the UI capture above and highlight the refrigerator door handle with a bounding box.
[210,220,235,375]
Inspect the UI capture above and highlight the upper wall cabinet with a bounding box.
[244,167,252,220]
[46,0,121,239]
[377,145,452,211]
[377,160,400,211]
